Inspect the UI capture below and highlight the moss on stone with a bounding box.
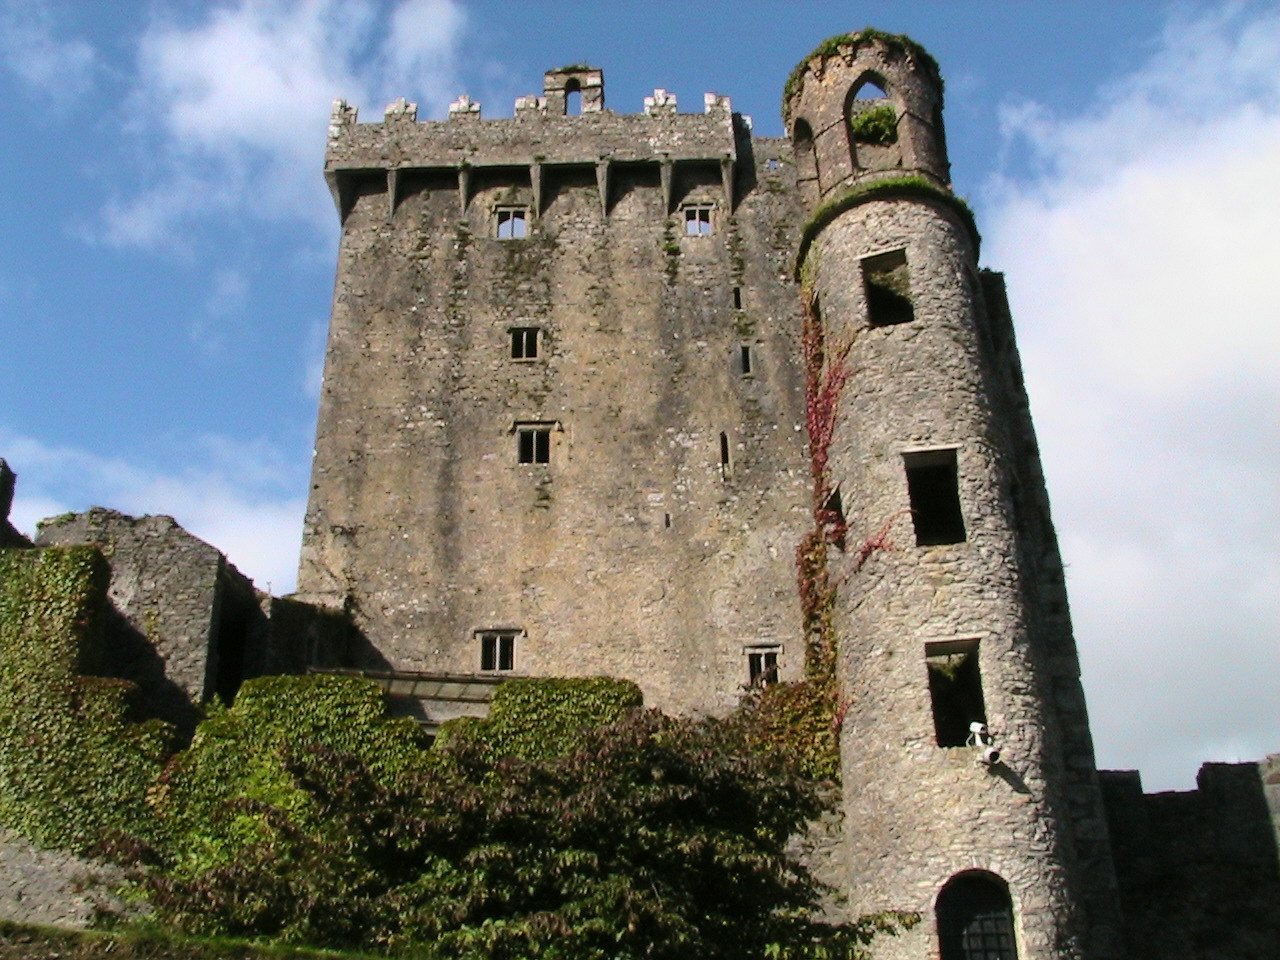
[794,175,979,277]
[782,28,943,124]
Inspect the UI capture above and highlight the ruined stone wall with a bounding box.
[298,90,811,715]
[0,462,31,549]
[35,509,267,734]
[1101,759,1280,960]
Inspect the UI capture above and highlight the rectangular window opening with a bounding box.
[719,431,732,478]
[739,344,753,376]
[517,425,552,464]
[747,646,781,688]
[926,640,986,747]
[683,204,714,236]
[510,326,540,360]
[479,630,518,672]
[862,248,914,326]
[496,207,527,239]
[732,286,742,310]
[904,448,966,545]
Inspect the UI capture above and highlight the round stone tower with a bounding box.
[785,32,1121,960]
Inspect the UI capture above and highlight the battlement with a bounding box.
[324,68,738,219]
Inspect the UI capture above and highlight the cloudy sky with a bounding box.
[1,0,1276,792]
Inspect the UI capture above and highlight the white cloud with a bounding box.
[2,432,305,594]
[99,0,468,248]
[985,6,1280,790]
[0,0,96,102]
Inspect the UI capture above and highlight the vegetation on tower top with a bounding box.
[782,28,943,124]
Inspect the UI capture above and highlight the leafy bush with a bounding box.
[0,548,171,853]
[141,703,909,959]
[145,674,426,878]
[438,675,642,762]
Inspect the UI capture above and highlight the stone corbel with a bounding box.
[530,162,544,219]
[659,155,673,215]
[457,165,471,216]
[595,157,610,217]
[720,154,735,212]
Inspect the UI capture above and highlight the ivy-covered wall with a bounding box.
[0,547,171,854]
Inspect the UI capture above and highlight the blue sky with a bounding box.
[1,0,1277,792]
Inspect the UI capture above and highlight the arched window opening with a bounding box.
[853,76,888,100]
[936,873,1019,960]
[565,78,582,115]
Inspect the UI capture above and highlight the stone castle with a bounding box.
[1,29,1276,960]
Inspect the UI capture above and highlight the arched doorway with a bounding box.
[936,871,1019,960]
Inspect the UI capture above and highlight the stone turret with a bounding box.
[784,31,1123,960]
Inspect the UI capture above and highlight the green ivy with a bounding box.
[148,674,427,879]
[0,547,171,853]
[437,675,642,763]
[794,175,979,278]
[849,104,897,145]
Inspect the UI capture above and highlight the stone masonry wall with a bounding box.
[34,509,267,735]
[299,96,812,716]
[1100,758,1280,960]
[0,462,31,549]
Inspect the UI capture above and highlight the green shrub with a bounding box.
[143,706,910,958]
[850,104,897,145]
[0,547,171,853]
[147,674,426,878]
[437,675,642,762]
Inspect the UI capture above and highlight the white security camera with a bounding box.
[969,722,989,737]
[980,745,1001,765]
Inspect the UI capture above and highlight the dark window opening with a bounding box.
[684,204,713,236]
[663,512,671,529]
[747,647,780,687]
[936,873,1019,960]
[926,641,987,748]
[479,631,516,672]
[510,327,539,359]
[518,427,551,464]
[739,344,753,375]
[719,431,731,477]
[732,286,742,310]
[904,449,966,545]
[496,207,527,239]
[862,249,914,326]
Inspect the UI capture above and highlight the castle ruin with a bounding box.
[1,29,1276,960]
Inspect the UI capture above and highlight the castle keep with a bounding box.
[296,30,1127,960]
[1,28,1276,960]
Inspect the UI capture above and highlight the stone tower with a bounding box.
[297,67,813,716]
[298,29,1126,958]
[783,32,1123,959]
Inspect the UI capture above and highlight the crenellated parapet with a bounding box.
[324,67,739,220]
